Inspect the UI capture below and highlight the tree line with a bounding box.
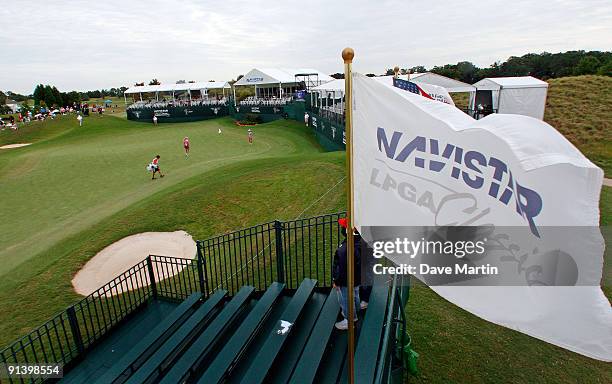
[331,50,612,82]
[28,85,129,107]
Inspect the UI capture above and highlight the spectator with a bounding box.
[332,217,361,330]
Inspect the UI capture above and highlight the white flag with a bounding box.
[352,73,612,361]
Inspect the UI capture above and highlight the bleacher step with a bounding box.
[94,293,202,384]
[238,278,318,384]
[289,291,341,384]
[124,290,227,384]
[197,282,285,384]
[160,286,255,383]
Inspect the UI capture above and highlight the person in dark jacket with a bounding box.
[332,217,361,330]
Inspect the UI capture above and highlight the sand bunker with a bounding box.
[0,143,32,149]
[72,231,196,296]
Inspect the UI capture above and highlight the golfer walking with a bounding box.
[150,155,164,179]
[183,137,190,158]
[248,128,253,144]
[77,114,83,127]
[153,115,158,125]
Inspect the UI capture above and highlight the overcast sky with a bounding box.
[1,0,610,94]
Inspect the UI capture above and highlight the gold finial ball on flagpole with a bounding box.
[342,47,355,63]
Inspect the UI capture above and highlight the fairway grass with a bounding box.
[0,115,321,275]
[1,113,611,383]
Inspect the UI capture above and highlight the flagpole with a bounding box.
[342,47,356,384]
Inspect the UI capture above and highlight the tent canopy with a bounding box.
[312,74,475,93]
[473,76,548,91]
[311,75,407,92]
[234,68,333,87]
[124,81,230,94]
[410,72,475,92]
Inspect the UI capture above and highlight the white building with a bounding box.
[5,99,19,113]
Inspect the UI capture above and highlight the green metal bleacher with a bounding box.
[78,277,395,384]
[159,285,255,383]
[197,282,286,384]
[123,290,227,383]
[93,293,203,384]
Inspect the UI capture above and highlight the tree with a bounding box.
[6,91,27,102]
[0,91,6,105]
[176,80,186,84]
[330,73,344,79]
[33,84,45,105]
[20,99,31,115]
[43,85,56,107]
[52,86,63,106]
[149,79,160,85]
[365,73,376,77]
[596,59,612,76]
[455,61,478,83]
[410,66,427,74]
[574,56,601,75]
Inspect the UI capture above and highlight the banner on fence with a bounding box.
[351,73,611,361]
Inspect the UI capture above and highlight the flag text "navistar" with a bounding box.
[377,128,543,237]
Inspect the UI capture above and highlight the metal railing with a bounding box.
[198,212,345,294]
[375,274,411,383]
[0,255,201,383]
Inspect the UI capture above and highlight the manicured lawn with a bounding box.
[0,115,324,275]
[0,111,609,383]
[0,114,345,346]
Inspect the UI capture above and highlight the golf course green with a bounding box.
[0,113,610,383]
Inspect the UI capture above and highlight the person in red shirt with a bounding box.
[183,137,190,158]
[151,155,164,179]
[247,128,253,144]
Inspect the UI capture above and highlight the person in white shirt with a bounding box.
[304,112,309,127]
[153,115,158,125]
[77,114,83,126]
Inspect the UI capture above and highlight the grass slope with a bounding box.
[544,75,612,176]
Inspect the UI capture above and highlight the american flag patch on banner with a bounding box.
[392,77,434,100]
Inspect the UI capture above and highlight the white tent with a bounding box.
[312,74,474,93]
[234,68,333,87]
[124,81,230,94]
[471,76,548,120]
[311,75,456,108]
[410,72,475,93]
[124,81,231,102]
